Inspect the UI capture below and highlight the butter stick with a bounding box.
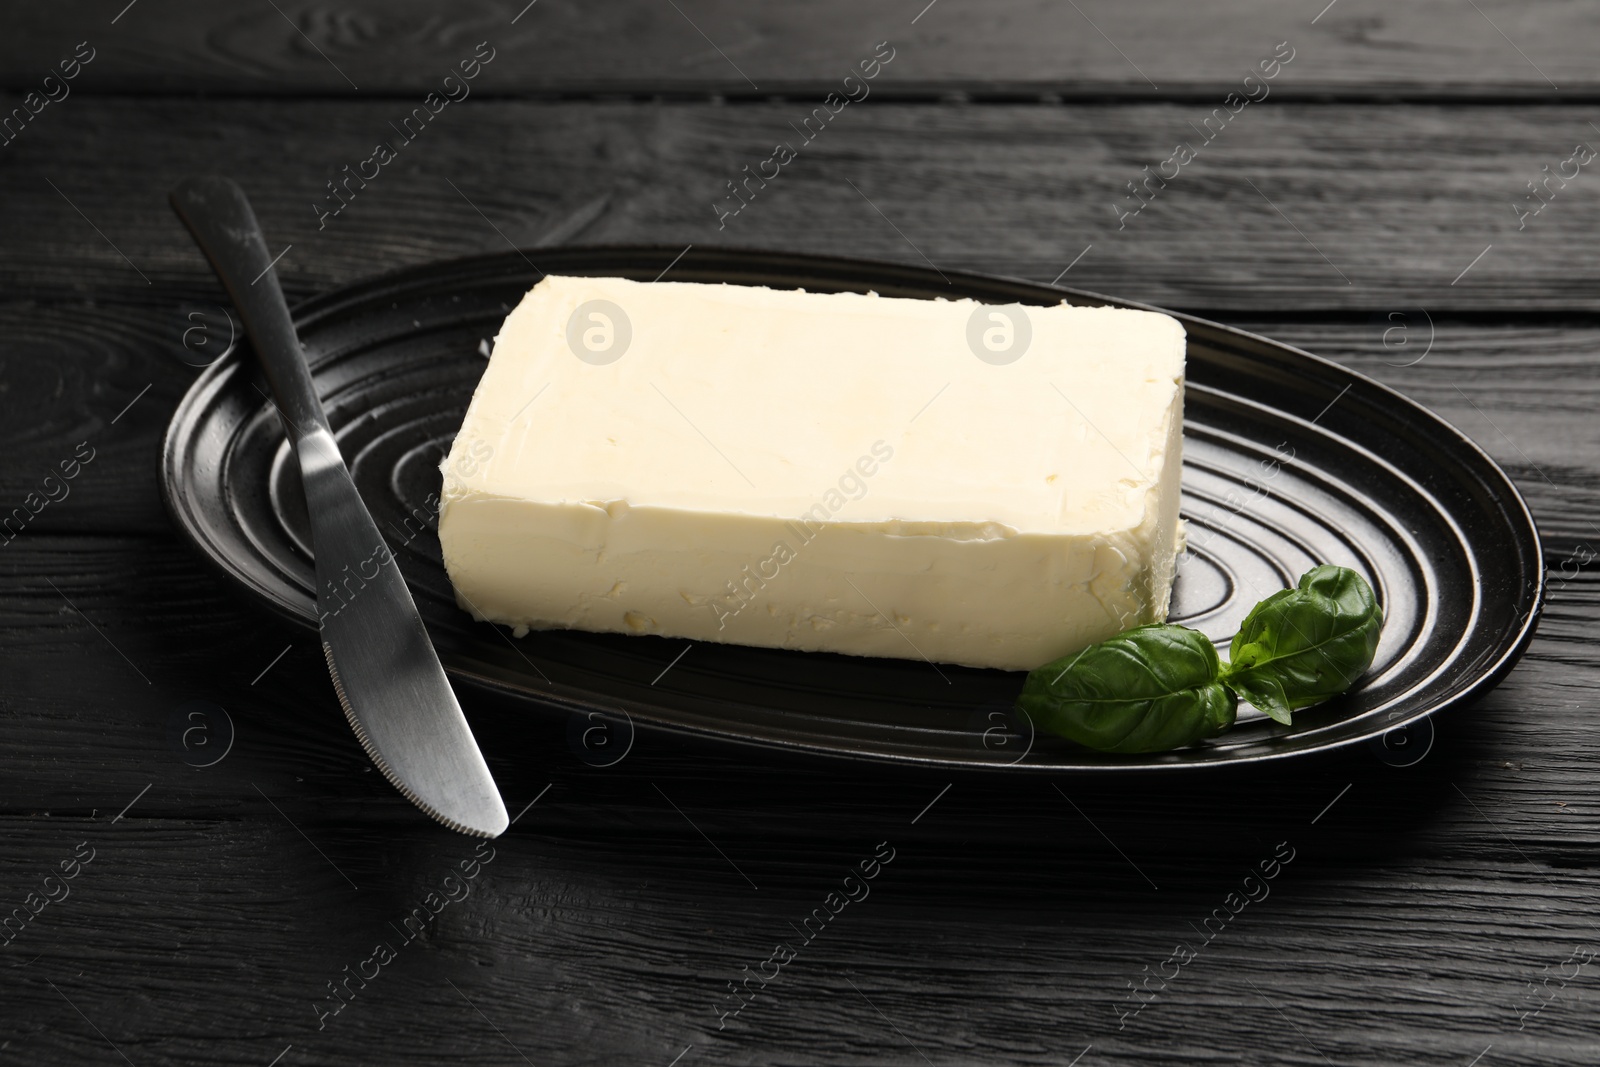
[439,275,1185,670]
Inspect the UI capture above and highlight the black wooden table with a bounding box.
[4,3,1597,1064]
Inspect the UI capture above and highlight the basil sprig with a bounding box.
[1018,565,1383,754]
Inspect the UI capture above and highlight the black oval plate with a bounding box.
[162,247,1544,771]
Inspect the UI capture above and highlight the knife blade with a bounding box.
[170,176,509,838]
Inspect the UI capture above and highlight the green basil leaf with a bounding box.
[1018,624,1238,754]
[1222,565,1383,716]
[1224,671,1293,725]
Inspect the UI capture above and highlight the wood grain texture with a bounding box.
[6,0,1598,97]
[2,819,1597,1066]
[0,301,187,537]
[2,298,1592,558]
[0,530,1596,1065]
[3,13,1597,1063]
[2,99,1597,312]
[0,532,1593,853]
[1250,320,1600,558]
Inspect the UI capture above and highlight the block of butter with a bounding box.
[438,275,1185,671]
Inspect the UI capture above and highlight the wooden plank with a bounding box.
[3,813,1596,1066]
[0,535,1595,1063]
[1,99,1596,312]
[2,295,1593,556]
[0,301,189,537]
[4,7,1595,1061]
[1246,320,1600,558]
[5,0,1597,97]
[0,532,1593,852]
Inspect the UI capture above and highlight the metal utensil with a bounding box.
[170,176,508,838]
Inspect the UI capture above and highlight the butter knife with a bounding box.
[170,176,509,838]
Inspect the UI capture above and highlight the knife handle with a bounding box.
[169,177,332,446]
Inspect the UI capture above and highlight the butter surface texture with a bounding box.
[439,275,1186,670]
